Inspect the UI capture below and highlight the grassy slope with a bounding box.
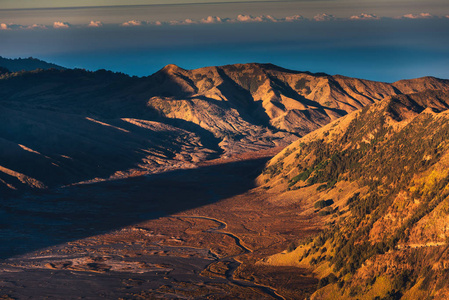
[258,90,449,299]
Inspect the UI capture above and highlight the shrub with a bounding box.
[314,199,334,209]
[286,241,297,253]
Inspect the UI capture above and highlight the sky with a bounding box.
[0,0,275,9]
[0,0,448,82]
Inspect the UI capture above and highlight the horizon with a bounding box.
[2,56,449,83]
[1,1,448,82]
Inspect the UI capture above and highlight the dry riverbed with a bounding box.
[0,152,321,299]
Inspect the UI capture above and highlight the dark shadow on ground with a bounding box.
[0,157,270,259]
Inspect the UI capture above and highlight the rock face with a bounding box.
[259,89,449,299]
[0,61,448,192]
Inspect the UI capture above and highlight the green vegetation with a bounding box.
[295,78,311,94]
[314,200,334,209]
[262,161,284,177]
[277,97,449,298]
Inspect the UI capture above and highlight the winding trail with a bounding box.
[172,215,286,300]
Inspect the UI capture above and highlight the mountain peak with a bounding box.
[160,64,185,74]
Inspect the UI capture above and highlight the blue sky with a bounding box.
[1,1,448,82]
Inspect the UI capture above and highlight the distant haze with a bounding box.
[1,1,448,82]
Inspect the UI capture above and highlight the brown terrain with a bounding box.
[1,63,448,193]
[0,151,324,299]
[1,61,449,299]
[258,89,449,299]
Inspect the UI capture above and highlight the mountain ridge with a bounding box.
[0,60,448,194]
[0,56,66,72]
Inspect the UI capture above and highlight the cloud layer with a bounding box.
[400,13,434,19]
[53,21,70,29]
[350,13,380,20]
[1,12,447,30]
[88,21,103,27]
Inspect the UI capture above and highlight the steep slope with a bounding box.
[146,63,449,137]
[258,89,449,299]
[0,69,219,194]
[0,62,448,193]
[0,56,65,72]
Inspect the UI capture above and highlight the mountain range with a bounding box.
[1,60,448,194]
[1,58,449,298]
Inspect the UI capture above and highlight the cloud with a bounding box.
[3,12,447,32]
[314,13,336,21]
[400,13,434,19]
[284,15,305,22]
[88,21,103,27]
[122,20,143,26]
[183,18,196,24]
[350,13,380,20]
[53,21,70,29]
[27,24,47,29]
[200,16,223,24]
[234,14,278,23]
[0,23,23,30]
[164,19,195,25]
[152,14,306,26]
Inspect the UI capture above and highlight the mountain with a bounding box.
[0,56,66,72]
[257,89,449,299]
[147,63,449,136]
[0,61,448,194]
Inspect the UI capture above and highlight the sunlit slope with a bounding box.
[148,63,449,135]
[0,62,448,192]
[258,89,449,299]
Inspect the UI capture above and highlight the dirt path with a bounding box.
[173,215,286,300]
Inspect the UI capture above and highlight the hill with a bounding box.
[0,61,448,193]
[0,56,65,72]
[258,89,449,299]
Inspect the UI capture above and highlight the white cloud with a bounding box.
[166,19,192,25]
[400,13,434,19]
[153,14,305,26]
[263,15,278,22]
[235,14,265,22]
[53,21,70,29]
[122,20,143,26]
[27,24,47,29]
[0,23,24,30]
[350,13,380,20]
[200,16,223,24]
[88,21,103,27]
[284,15,305,22]
[313,13,336,21]
[183,18,196,24]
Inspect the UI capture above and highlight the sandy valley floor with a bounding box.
[0,151,321,299]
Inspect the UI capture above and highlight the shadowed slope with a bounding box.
[0,64,448,192]
[0,156,269,259]
[0,56,65,72]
